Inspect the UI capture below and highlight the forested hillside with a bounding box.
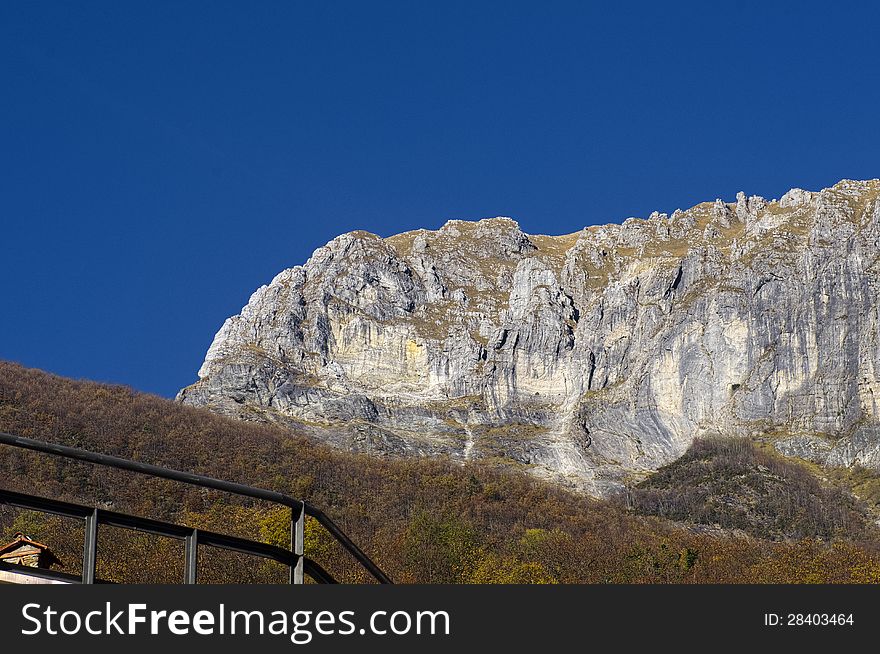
[2,361,880,584]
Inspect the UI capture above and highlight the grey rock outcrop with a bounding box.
[179,180,880,495]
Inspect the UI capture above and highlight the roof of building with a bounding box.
[0,533,62,567]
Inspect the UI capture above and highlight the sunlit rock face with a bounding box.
[178,179,880,496]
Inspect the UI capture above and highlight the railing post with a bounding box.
[291,502,304,584]
[82,508,98,584]
[184,529,199,584]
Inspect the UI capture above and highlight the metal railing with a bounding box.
[0,432,392,585]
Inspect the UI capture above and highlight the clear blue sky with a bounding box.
[2,1,878,397]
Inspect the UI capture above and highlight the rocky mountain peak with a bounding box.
[180,179,880,495]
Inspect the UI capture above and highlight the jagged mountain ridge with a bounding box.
[179,179,880,495]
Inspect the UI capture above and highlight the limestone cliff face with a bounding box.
[179,179,880,495]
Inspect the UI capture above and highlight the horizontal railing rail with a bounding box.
[0,487,328,583]
[0,432,391,584]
